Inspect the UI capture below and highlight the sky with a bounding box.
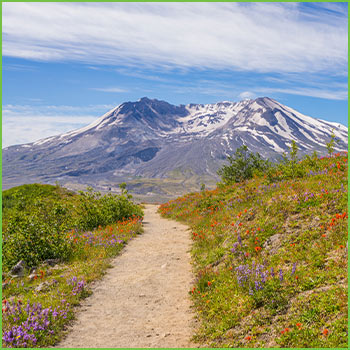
[2,1,348,148]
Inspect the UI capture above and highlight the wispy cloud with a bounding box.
[2,2,347,74]
[255,87,348,101]
[2,63,37,72]
[91,87,129,93]
[2,104,114,148]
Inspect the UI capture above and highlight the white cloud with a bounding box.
[2,2,347,74]
[2,104,113,148]
[239,91,256,100]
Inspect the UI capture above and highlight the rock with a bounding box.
[9,260,27,277]
[50,264,65,271]
[43,259,60,267]
[28,273,38,281]
[35,282,50,292]
[263,234,283,255]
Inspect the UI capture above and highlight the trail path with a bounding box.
[58,204,196,348]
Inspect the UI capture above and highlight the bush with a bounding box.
[218,145,270,184]
[2,184,143,270]
[267,141,306,182]
[74,187,143,231]
[3,201,74,269]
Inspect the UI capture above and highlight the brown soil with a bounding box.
[57,204,196,348]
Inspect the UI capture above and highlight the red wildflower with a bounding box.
[245,336,252,341]
[322,329,329,336]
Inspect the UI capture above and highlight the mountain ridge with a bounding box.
[3,97,348,193]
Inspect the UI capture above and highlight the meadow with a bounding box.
[160,150,348,348]
[2,184,143,348]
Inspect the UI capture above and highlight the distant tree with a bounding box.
[326,129,339,156]
[218,145,269,184]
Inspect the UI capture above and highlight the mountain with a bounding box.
[3,97,348,194]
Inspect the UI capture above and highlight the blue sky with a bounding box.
[2,2,348,147]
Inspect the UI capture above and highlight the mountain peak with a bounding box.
[138,97,153,103]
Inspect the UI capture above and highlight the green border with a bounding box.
[1,1,348,350]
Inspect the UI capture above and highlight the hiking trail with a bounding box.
[58,204,196,348]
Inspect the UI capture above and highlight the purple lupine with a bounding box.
[291,263,296,275]
[237,233,242,246]
[231,242,239,253]
[279,269,283,282]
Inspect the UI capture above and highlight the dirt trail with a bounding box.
[58,204,196,348]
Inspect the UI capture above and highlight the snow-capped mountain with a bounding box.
[3,97,348,189]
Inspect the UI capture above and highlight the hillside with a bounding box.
[159,151,348,348]
[2,184,143,347]
[3,97,347,198]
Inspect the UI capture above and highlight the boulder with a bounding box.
[9,260,27,277]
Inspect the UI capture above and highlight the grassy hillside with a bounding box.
[159,152,348,348]
[2,184,143,348]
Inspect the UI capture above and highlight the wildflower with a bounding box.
[322,329,329,336]
[291,263,296,275]
[281,327,289,335]
[254,246,262,252]
[207,281,212,286]
[245,336,252,341]
[279,269,283,282]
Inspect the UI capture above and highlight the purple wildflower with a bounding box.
[279,269,283,282]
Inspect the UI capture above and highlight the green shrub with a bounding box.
[218,145,270,184]
[3,201,74,269]
[74,187,143,231]
[2,184,143,270]
[267,141,306,182]
[326,129,339,156]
